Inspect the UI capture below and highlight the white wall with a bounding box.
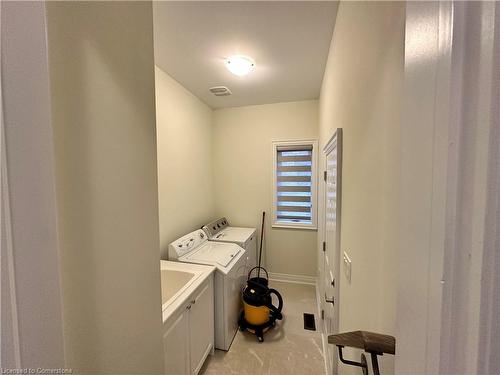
[155,66,215,259]
[213,100,318,277]
[46,2,164,374]
[318,2,404,374]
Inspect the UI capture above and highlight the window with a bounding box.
[272,140,318,229]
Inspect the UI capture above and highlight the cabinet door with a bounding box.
[164,310,189,375]
[189,279,214,374]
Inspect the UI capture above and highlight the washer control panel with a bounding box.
[168,229,207,259]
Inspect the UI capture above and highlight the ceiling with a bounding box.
[153,1,338,109]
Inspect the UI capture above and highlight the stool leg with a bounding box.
[370,353,381,375]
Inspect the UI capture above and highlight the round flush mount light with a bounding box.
[225,55,255,76]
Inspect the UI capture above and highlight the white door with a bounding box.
[164,310,190,375]
[189,280,214,374]
[322,129,342,374]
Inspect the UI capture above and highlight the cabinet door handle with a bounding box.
[191,300,196,305]
[186,304,191,310]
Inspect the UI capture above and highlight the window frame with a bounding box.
[271,139,318,230]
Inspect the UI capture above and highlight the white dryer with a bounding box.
[168,229,246,351]
[202,218,257,275]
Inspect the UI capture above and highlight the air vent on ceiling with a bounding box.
[209,86,232,96]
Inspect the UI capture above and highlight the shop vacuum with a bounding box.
[238,212,283,342]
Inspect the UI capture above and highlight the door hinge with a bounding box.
[322,241,326,252]
[321,309,325,320]
[323,170,327,181]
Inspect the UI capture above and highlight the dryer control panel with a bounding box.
[202,217,229,238]
[168,229,208,260]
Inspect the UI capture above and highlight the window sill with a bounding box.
[271,224,318,231]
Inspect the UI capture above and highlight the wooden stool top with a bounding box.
[328,331,395,355]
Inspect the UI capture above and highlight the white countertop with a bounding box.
[160,260,215,323]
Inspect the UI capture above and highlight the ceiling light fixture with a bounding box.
[225,55,255,76]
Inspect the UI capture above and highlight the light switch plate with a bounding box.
[343,251,352,283]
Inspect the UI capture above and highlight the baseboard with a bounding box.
[268,272,316,285]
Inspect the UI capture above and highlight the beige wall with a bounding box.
[213,101,318,277]
[155,72,318,276]
[318,2,404,374]
[155,66,215,259]
[46,2,164,374]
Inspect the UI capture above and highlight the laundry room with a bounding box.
[150,1,402,374]
[13,0,495,374]
[153,2,328,373]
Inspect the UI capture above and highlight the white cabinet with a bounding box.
[164,276,214,375]
[163,311,190,375]
[189,282,214,374]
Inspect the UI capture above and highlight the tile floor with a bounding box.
[200,281,325,375]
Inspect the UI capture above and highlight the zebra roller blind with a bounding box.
[276,144,313,224]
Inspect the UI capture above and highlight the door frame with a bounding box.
[1,1,65,368]
[319,128,342,375]
[397,1,500,373]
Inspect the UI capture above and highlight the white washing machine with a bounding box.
[202,218,257,276]
[168,229,246,351]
